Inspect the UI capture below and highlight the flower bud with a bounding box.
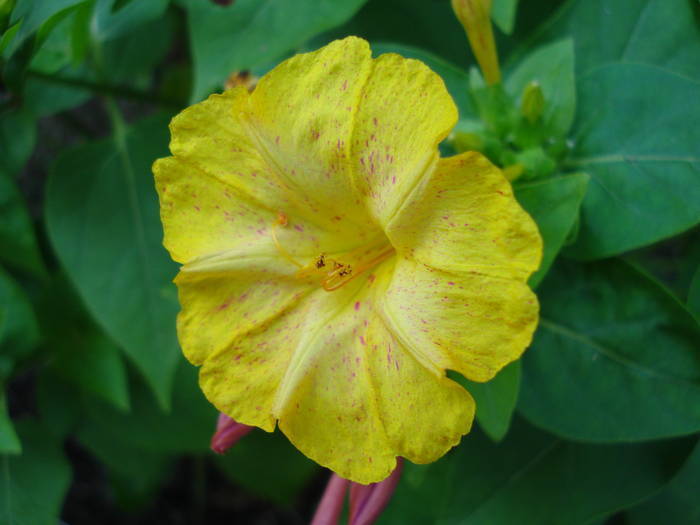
[521,81,545,123]
[451,0,501,85]
[210,413,254,454]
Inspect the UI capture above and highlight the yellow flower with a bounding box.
[153,37,541,484]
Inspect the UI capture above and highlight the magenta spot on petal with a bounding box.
[354,301,361,311]
[448,281,455,286]
[359,336,366,345]
[294,224,304,232]
[392,176,396,184]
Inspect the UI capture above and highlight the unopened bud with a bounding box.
[451,0,501,85]
[521,81,545,123]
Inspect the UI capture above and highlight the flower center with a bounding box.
[271,212,394,291]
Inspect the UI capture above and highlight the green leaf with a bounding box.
[4,0,87,58]
[563,63,700,259]
[371,42,475,119]
[455,361,521,442]
[514,173,589,288]
[0,110,36,176]
[522,0,700,258]
[92,0,169,41]
[688,265,700,318]
[78,362,216,454]
[0,392,20,454]
[0,171,44,277]
[45,113,180,407]
[626,440,700,525]
[379,418,693,525]
[505,39,575,137]
[519,258,700,441]
[326,0,473,71]
[38,276,129,411]
[215,430,319,505]
[0,266,39,381]
[77,419,172,509]
[491,0,519,34]
[526,0,700,82]
[182,0,369,101]
[0,420,72,525]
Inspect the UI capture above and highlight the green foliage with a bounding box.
[1,0,698,522]
[182,0,370,101]
[514,173,589,288]
[455,361,521,442]
[45,114,180,408]
[0,420,72,525]
[626,441,700,525]
[378,418,694,525]
[0,171,44,276]
[520,259,700,441]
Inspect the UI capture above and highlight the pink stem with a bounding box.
[311,473,350,525]
[350,458,404,525]
[210,413,254,454]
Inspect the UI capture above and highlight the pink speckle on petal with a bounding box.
[359,335,366,345]
[447,282,455,286]
[294,224,304,232]
[354,301,361,311]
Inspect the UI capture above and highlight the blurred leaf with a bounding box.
[0,391,20,454]
[564,63,700,259]
[371,42,475,119]
[379,418,693,525]
[216,430,319,505]
[0,109,36,176]
[36,371,83,439]
[492,0,518,34]
[520,259,700,441]
[21,73,91,117]
[38,276,129,411]
[3,0,87,57]
[182,0,369,101]
[0,265,39,381]
[690,266,700,317]
[626,440,700,525]
[92,0,169,41]
[327,0,473,71]
[514,173,589,288]
[77,419,172,509]
[455,361,520,442]
[0,171,44,276]
[78,362,216,454]
[45,113,180,407]
[0,419,71,525]
[505,39,575,137]
[99,12,174,87]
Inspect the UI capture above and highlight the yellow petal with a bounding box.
[350,53,458,226]
[244,37,377,229]
[174,247,311,366]
[381,256,539,382]
[164,87,367,263]
[386,152,542,281]
[198,259,473,483]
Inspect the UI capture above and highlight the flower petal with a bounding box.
[349,53,458,226]
[381,256,539,382]
[244,37,376,228]
[386,152,542,280]
[199,259,473,483]
[175,247,311,366]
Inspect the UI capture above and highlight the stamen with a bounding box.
[321,247,394,291]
